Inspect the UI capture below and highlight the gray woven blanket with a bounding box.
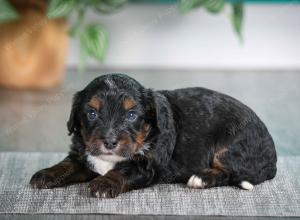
[0,152,299,216]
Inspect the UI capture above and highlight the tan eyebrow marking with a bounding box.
[88,96,102,111]
[123,97,136,110]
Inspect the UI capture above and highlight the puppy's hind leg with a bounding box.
[187,174,205,188]
[187,168,230,189]
[187,147,230,189]
[187,172,255,190]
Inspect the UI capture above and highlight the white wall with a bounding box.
[67,4,300,70]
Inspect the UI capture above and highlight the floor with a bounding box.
[0,215,298,220]
[0,68,299,155]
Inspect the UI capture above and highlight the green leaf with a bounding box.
[178,0,206,14]
[78,40,88,74]
[205,0,225,14]
[92,0,128,14]
[80,24,108,61]
[47,0,76,19]
[0,0,19,23]
[68,24,80,37]
[231,2,243,40]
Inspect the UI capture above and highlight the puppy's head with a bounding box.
[67,74,155,159]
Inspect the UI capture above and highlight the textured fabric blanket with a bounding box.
[0,152,299,216]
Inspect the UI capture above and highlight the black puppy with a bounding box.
[30,74,277,198]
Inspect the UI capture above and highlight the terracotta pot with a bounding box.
[0,0,69,89]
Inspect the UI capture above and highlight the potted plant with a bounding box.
[0,0,243,89]
[0,0,69,89]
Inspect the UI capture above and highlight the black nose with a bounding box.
[103,140,118,149]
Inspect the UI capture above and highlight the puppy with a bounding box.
[30,73,277,197]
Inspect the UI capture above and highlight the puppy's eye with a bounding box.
[87,109,97,121]
[127,110,137,121]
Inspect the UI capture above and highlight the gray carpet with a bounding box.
[0,152,299,216]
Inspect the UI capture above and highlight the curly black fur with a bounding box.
[30,73,277,197]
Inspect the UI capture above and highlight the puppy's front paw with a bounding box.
[88,176,122,198]
[30,169,58,189]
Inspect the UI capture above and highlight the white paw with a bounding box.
[240,181,254,190]
[187,175,205,188]
[95,192,100,198]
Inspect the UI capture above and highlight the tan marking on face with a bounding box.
[135,124,151,149]
[123,97,136,110]
[88,96,102,111]
[114,124,151,157]
[119,135,131,147]
[135,133,145,146]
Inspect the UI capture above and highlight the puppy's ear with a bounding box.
[67,91,83,135]
[152,92,173,132]
[149,91,176,166]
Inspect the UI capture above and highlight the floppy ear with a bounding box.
[152,92,173,131]
[148,91,176,166]
[67,91,83,136]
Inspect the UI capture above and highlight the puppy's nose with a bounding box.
[103,139,118,150]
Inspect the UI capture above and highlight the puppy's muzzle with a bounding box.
[103,133,118,150]
[103,139,118,149]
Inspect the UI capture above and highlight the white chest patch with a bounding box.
[87,154,126,175]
